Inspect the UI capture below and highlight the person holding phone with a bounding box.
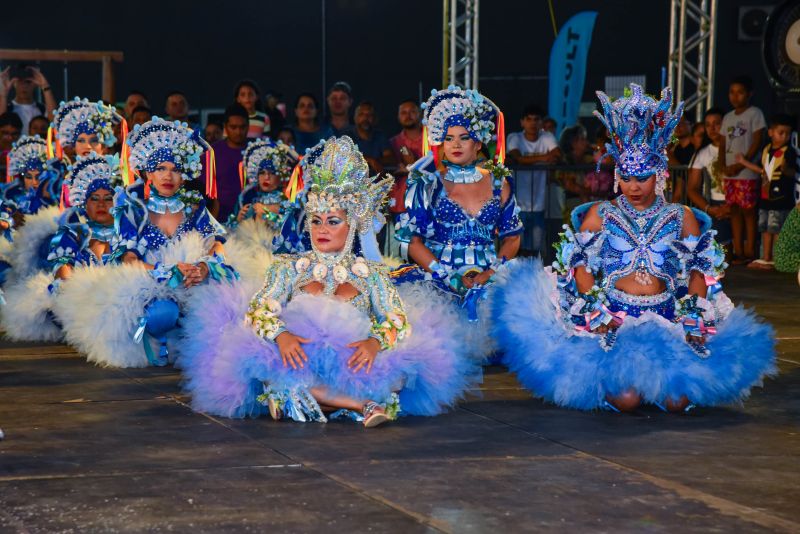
[0,64,56,134]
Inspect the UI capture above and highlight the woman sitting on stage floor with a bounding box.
[179,136,478,427]
[492,84,776,412]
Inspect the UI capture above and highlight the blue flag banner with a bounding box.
[548,11,598,135]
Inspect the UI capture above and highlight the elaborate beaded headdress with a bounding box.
[7,136,48,180]
[593,84,684,196]
[301,136,393,255]
[52,97,122,148]
[241,139,297,185]
[67,153,121,208]
[126,117,216,197]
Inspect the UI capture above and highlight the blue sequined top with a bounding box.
[597,196,684,292]
[395,166,522,271]
[113,183,226,263]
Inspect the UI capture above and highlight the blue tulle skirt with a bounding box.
[178,280,480,418]
[492,258,778,410]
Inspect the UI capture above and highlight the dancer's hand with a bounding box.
[237,204,251,222]
[276,331,310,370]
[347,338,381,374]
[471,268,495,287]
[592,323,619,335]
[686,333,706,345]
[185,262,209,287]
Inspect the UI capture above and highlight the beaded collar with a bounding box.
[617,194,665,229]
[442,162,483,184]
[87,221,116,243]
[147,190,185,214]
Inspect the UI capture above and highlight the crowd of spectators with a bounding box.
[0,67,797,273]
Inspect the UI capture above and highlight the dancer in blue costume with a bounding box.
[493,84,776,412]
[3,153,121,341]
[228,138,295,231]
[222,139,297,281]
[49,97,124,206]
[53,117,236,368]
[392,86,523,358]
[2,136,60,217]
[180,137,477,426]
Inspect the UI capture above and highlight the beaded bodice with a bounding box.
[598,196,684,291]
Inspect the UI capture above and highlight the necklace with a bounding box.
[147,190,185,214]
[442,162,483,184]
[87,221,116,243]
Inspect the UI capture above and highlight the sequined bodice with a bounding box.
[598,197,684,291]
[433,193,502,246]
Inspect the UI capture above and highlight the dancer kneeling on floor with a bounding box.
[493,84,776,412]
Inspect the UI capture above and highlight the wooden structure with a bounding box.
[0,49,124,103]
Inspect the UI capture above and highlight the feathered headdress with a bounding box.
[6,135,48,182]
[421,85,506,163]
[126,117,217,198]
[593,84,684,195]
[52,97,122,148]
[67,152,122,208]
[241,139,298,187]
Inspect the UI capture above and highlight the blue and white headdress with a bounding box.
[242,139,298,185]
[7,136,48,179]
[593,84,684,195]
[126,117,214,194]
[67,153,121,208]
[422,85,500,147]
[52,97,122,148]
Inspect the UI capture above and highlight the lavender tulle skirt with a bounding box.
[178,281,480,418]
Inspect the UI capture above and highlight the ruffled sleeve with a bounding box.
[552,225,605,277]
[111,183,148,260]
[365,263,411,350]
[272,203,310,254]
[245,259,297,341]
[47,222,90,272]
[395,167,438,243]
[185,191,227,243]
[671,230,727,281]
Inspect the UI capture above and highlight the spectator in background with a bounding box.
[123,90,148,122]
[586,126,614,200]
[204,119,224,144]
[0,112,23,178]
[234,79,270,139]
[687,107,731,251]
[276,126,295,147]
[0,65,56,134]
[506,104,560,256]
[324,81,355,136]
[353,101,393,174]
[265,91,286,135]
[130,106,152,127]
[165,90,199,131]
[210,104,249,221]
[720,75,767,264]
[389,99,424,214]
[291,93,332,154]
[28,115,49,137]
[691,121,705,151]
[542,117,557,136]
[557,124,594,216]
[668,116,696,166]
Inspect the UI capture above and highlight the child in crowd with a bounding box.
[720,75,767,264]
[506,104,560,256]
[234,79,270,139]
[736,114,798,270]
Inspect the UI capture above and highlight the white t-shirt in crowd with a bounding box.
[12,101,43,135]
[507,130,558,212]
[690,143,725,201]
[722,106,766,181]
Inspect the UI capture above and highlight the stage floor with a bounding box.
[1,267,798,533]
